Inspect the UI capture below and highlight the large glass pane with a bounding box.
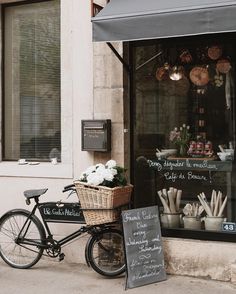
[4,0,60,161]
[132,34,236,237]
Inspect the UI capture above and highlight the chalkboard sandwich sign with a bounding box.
[122,206,166,289]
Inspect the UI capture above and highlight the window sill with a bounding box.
[0,162,73,179]
[161,228,236,242]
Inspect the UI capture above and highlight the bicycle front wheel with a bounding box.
[0,209,45,269]
[87,228,125,277]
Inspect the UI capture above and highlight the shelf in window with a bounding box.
[167,156,217,161]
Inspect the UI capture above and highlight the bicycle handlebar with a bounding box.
[62,184,75,193]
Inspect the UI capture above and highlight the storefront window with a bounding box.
[132,34,236,240]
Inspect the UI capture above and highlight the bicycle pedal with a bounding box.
[58,253,65,261]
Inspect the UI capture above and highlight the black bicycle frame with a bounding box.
[17,201,105,249]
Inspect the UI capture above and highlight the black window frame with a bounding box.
[129,32,236,243]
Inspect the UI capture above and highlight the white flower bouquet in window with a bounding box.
[74,160,133,225]
[169,124,191,157]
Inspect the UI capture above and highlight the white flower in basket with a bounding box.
[74,160,133,225]
[79,160,126,188]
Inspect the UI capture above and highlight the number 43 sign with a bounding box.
[222,222,236,232]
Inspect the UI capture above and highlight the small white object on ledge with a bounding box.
[28,162,40,165]
[217,152,233,161]
[18,159,27,165]
[51,158,58,165]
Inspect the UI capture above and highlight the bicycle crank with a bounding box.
[46,240,61,258]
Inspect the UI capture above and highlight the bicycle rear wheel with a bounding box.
[0,209,45,269]
[87,228,125,277]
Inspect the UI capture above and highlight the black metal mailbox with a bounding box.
[81,120,111,152]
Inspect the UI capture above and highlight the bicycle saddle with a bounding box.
[24,188,48,199]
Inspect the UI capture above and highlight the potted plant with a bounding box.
[169,124,191,157]
[74,160,133,225]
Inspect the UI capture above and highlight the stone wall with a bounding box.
[163,237,236,283]
[93,42,125,166]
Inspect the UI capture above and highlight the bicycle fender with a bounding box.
[85,235,92,267]
[84,228,116,268]
[0,208,46,238]
[0,208,31,221]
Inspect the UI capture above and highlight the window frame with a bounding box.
[0,0,73,178]
[130,33,236,242]
[2,0,61,162]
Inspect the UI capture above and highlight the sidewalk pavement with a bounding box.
[0,259,236,294]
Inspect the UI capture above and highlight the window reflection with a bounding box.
[132,34,236,236]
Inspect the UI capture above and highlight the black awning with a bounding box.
[92,0,236,42]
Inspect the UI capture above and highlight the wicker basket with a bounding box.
[80,208,122,226]
[74,181,133,225]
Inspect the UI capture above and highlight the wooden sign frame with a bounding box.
[122,206,166,289]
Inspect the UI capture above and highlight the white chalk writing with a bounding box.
[123,207,166,287]
[43,207,82,217]
[163,171,208,182]
[147,159,219,171]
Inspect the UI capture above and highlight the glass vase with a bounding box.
[178,143,188,157]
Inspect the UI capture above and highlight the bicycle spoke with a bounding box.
[87,229,125,277]
[0,211,44,268]
[0,227,17,240]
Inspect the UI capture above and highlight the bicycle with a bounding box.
[0,184,125,277]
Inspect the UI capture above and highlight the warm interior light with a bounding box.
[169,66,184,81]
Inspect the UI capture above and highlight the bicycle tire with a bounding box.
[86,228,125,277]
[0,209,46,269]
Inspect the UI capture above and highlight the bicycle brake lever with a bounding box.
[67,190,76,199]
